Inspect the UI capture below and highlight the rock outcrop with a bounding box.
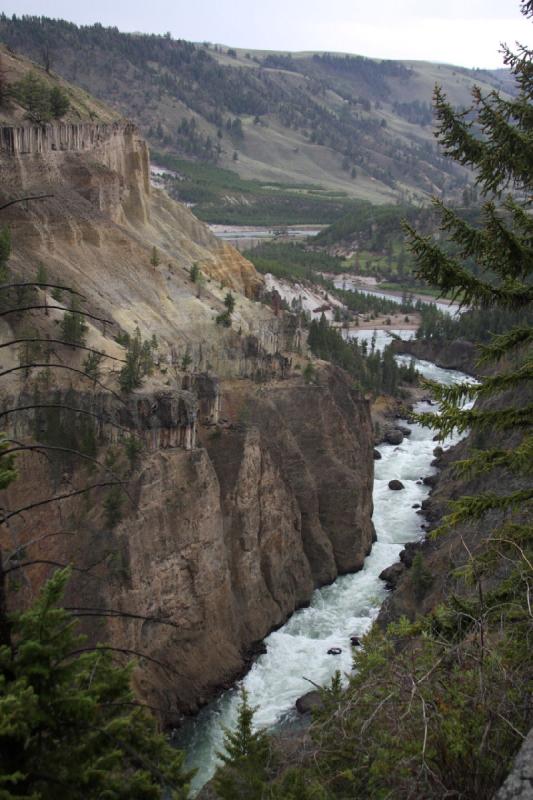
[0,53,376,724]
[390,338,479,376]
[494,727,533,800]
[2,365,374,720]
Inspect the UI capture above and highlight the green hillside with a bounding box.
[0,14,513,215]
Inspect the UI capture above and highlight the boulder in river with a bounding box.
[350,635,361,647]
[397,425,412,437]
[379,562,404,589]
[295,690,323,715]
[412,503,421,509]
[373,449,382,460]
[400,542,420,568]
[388,479,404,490]
[385,428,404,445]
[327,647,342,656]
[423,474,438,487]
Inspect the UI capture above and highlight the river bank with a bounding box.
[209,224,326,251]
[180,356,472,795]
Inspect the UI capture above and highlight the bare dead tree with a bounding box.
[0,195,54,212]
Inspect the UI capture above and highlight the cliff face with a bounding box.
[2,366,374,720]
[0,55,376,721]
[0,121,151,225]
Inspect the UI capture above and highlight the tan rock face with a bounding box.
[0,116,264,368]
[1,366,374,721]
[0,97,374,722]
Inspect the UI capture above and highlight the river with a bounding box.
[179,356,474,795]
[332,276,462,317]
[209,225,325,252]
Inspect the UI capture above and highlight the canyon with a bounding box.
[0,49,375,722]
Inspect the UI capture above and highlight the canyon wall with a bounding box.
[0,61,376,721]
[2,365,374,721]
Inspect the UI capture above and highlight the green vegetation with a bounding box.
[246,241,346,282]
[410,551,433,600]
[224,292,235,314]
[314,201,490,295]
[308,314,417,395]
[214,688,274,800]
[303,362,316,384]
[334,286,417,316]
[207,9,533,799]
[18,326,42,377]
[10,70,70,123]
[82,350,103,384]
[0,226,11,282]
[189,263,200,282]
[119,327,157,392]
[416,304,533,342]
[0,568,190,799]
[150,246,161,267]
[0,14,509,211]
[216,292,236,327]
[32,393,98,474]
[151,153,356,225]
[104,484,123,527]
[124,435,143,471]
[60,297,88,346]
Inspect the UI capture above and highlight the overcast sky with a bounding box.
[1,0,531,68]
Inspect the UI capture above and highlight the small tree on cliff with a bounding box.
[0,226,10,283]
[150,246,161,268]
[11,71,53,124]
[214,687,274,800]
[224,292,236,315]
[119,326,157,391]
[0,55,8,108]
[60,296,88,346]
[49,85,70,118]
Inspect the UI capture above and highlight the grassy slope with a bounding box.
[0,43,119,125]
[0,16,510,211]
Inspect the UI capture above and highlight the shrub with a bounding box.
[60,298,88,346]
[119,327,156,392]
[103,485,123,528]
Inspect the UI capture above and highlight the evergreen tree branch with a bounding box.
[476,326,533,363]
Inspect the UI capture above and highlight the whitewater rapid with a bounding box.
[181,357,473,794]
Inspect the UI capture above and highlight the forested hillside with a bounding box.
[0,14,512,210]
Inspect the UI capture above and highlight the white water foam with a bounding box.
[181,358,474,794]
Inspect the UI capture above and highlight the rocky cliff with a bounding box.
[0,52,376,722]
[2,365,374,720]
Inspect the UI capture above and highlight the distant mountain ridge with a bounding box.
[0,14,513,206]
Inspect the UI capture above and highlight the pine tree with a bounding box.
[49,85,70,118]
[12,71,53,124]
[60,297,88,346]
[0,226,10,282]
[0,54,8,108]
[150,246,161,267]
[224,292,236,314]
[119,327,155,391]
[404,1,533,534]
[0,568,191,799]
[214,687,274,800]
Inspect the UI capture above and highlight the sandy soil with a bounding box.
[348,310,421,331]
